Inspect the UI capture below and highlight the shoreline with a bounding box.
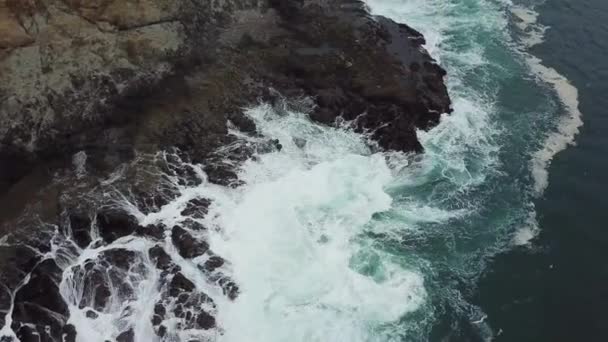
[0,1,451,340]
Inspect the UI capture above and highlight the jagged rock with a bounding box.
[203,164,241,187]
[219,277,240,301]
[85,310,98,319]
[148,245,173,271]
[75,260,111,311]
[116,328,134,342]
[196,311,216,330]
[180,198,211,219]
[0,244,40,291]
[1,0,450,194]
[12,259,68,342]
[100,249,137,270]
[151,303,165,326]
[69,210,93,248]
[181,219,207,232]
[136,223,166,240]
[69,249,142,312]
[152,271,218,336]
[171,226,209,259]
[63,324,77,342]
[168,272,195,297]
[96,209,140,243]
[202,256,225,273]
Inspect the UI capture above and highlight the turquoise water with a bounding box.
[363,0,579,340]
[182,0,577,339]
[179,1,577,340]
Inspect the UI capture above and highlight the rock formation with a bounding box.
[0,0,451,340]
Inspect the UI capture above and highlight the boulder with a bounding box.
[11,259,68,342]
[148,245,173,271]
[180,198,211,219]
[96,209,140,243]
[171,226,208,259]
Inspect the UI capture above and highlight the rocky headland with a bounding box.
[0,0,450,341]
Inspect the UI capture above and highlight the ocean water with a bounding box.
[474,0,608,341]
[3,0,600,341]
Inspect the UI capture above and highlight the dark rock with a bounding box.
[63,324,77,342]
[11,258,68,341]
[69,210,93,248]
[221,280,240,301]
[154,303,166,317]
[202,256,225,273]
[214,275,240,300]
[157,325,167,337]
[75,261,112,311]
[85,310,98,319]
[203,164,241,187]
[151,314,163,326]
[181,219,207,231]
[14,325,38,342]
[116,329,134,342]
[100,249,137,270]
[149,246,173,271]
[169,273,195,297]
[136,224,166,240]
[196,310,216,330]
[228,112,256,133]
[96,209,140,243]
[180,198,211,219]
[171,226,209,259]
[0,244,41,291]
[71,249,142,312]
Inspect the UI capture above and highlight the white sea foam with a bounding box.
[53,103,430,342]
[527,55,583,195]
[511,4,583,195]
[367,0,582,251]
[510,5,547,48]
[512,208,540,246]
[208,105,427,342]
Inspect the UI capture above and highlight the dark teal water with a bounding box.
[365,0,608,340]
[476,0,608,341]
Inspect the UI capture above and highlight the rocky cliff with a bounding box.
[0,0,450,341]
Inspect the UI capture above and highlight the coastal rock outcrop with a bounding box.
[0,0,451,340]
[0,0,450,192]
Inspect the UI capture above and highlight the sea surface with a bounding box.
[4,0,604,341]
[365,0,608,341]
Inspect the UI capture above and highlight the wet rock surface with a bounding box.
[0,0,451,340]
[11,259,67,342]
[171,226,209,259]
[0,0,449,193]
[96,209,141,243]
